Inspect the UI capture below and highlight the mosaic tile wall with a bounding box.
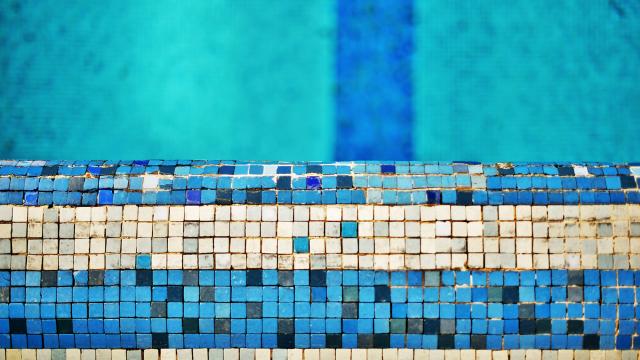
[2,161,640,359]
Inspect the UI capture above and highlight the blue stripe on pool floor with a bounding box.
[335,0,414,161]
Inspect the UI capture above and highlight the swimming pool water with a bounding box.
[1,0,638,161]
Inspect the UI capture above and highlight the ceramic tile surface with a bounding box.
[1,161,640,359]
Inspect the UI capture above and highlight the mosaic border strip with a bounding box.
[0,162,639,206]
[1,269,640,350]
[2,204,640,271]
[2,349,640,360]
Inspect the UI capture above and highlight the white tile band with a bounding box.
[1,348,639,360]
[1,205,640,270]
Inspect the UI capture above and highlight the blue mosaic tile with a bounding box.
[0,162,639,206]
[0,270,638,349]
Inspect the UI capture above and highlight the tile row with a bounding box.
[2,348,640,360]
[5,205,640,222]
[2,173,639,192]
[4,190,640,206]
[1,329,634,349]
[5,244,640,271]
[6,268,638,286]
[2,161,639,176]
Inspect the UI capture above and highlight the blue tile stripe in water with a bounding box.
[0,161,639,205]
[335,0,414,160]
[0,270,638,350]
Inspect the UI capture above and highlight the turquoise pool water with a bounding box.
[414,1,640,162]
[1,0,639,161]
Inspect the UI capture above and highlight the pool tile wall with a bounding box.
[1,161,640,359]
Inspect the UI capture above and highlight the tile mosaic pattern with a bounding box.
[2,204,640,271]
[1,269,640,350]
[2,161,640,358]
[0,161,639,206]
